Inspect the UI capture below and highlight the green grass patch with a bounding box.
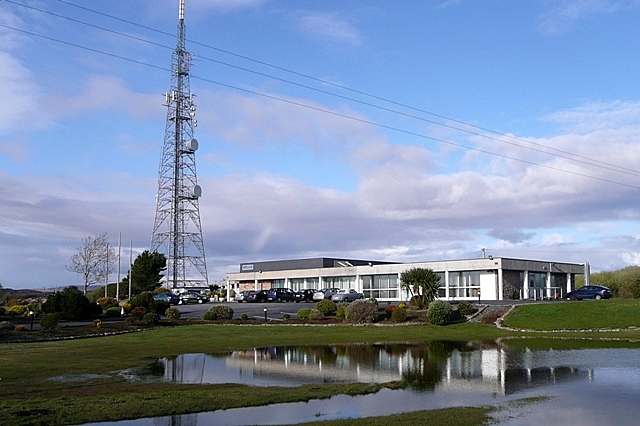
[1,319,640,425]
[502,299,640,331]
[291,406,492,426]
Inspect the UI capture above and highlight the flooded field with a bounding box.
[82,340,640,425]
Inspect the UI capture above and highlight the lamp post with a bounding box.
[263,308,268,323]
[29,311,35,330]
[477,290,481,305]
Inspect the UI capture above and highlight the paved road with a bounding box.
[176,300,312,321]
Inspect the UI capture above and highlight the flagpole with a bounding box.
[117,232,122,299]
[129,240,133,299]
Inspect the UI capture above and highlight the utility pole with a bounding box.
[151,0,209,290]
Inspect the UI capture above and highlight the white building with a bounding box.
[225,257,588,302]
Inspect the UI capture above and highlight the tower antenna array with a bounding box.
[151,0,208,289]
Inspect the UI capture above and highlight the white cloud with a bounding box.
[295,11,362,46]
[48,74,159,120]
[538,0,630,35]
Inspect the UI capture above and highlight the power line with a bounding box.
[47,0,640,179]
[3,3,640,189]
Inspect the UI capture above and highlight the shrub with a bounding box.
[165,307,181,319]
[240,313,248,321]
[391,307,408,323]
[308,309,325,320]
[345,299,378,324]
[384,304,396,318]
[105,306,122,317]
[39,313,60,330]
[336,306,347,319]
[619,279,640,299]
[297,308,312,319]
[14,325,25,332]
[0,321,14,330]
[397,302,407,309]
[41,286,93,319]
[142,313,161,325]
[315,299,337,316]
[457,301,473,316]
[149,300,170,315]
[130,306,147,319]
[203,305,234,320]
[408,295,422,309]
[427,300,452,326]
[368,298,378,307]
[96,297,118,310]
[282,313,291,321]
[7,305,28,316]
[129,292,154,309]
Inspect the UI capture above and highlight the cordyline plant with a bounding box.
[400,267,442,309]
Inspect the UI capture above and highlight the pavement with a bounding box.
[3,298,566,330]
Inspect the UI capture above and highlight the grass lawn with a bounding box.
[502,299,640,331]
[1,301,640,425]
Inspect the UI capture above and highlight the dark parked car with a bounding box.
[245,290,268,303]
[294,289,315,303]
[567,285,612,301]
[178,291,209,304]
[267,288,295,302]
[153,292,180,305]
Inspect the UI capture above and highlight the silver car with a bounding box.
[331,289,364,303]
[312,288,341,302]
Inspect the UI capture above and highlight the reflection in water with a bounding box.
[84,342,640,426]
[153,341,591,395]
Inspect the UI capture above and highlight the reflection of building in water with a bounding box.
[224,343,590,394]
[444,344,590,395]
[158,343,590,395]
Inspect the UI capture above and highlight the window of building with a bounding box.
[322,276,355,290]
[363,274,398,299]
[289,278,319,291]
[448,271,481,298]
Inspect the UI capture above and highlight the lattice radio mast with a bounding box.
[151,0,208,289]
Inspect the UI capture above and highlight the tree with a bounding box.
[400,267,442,309]
[66,233,115,295]
[0,283,7,305]
[127,250,167,294]
[41,286,97,319]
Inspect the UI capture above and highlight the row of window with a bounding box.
[268,272,484,299]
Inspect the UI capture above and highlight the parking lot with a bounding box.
[175,300,308,321]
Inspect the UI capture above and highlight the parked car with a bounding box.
[178,291,209,304]
[153,292,180,305]
[294,289,315,303]
[331,289,364,303]
[312,288,341,302]
[245,290,269,303]
[267,288,295,302]
[566,285,612,301]
[234,290,251,303]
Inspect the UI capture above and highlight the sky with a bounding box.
[2,0,640,290]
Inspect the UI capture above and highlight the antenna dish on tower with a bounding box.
[186,138,198,152]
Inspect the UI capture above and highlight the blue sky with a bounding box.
[2,0,640,289]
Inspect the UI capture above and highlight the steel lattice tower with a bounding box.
[151,0,208,289]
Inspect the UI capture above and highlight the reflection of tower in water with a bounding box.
[163,353,207,385]
[151,0,208,290]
